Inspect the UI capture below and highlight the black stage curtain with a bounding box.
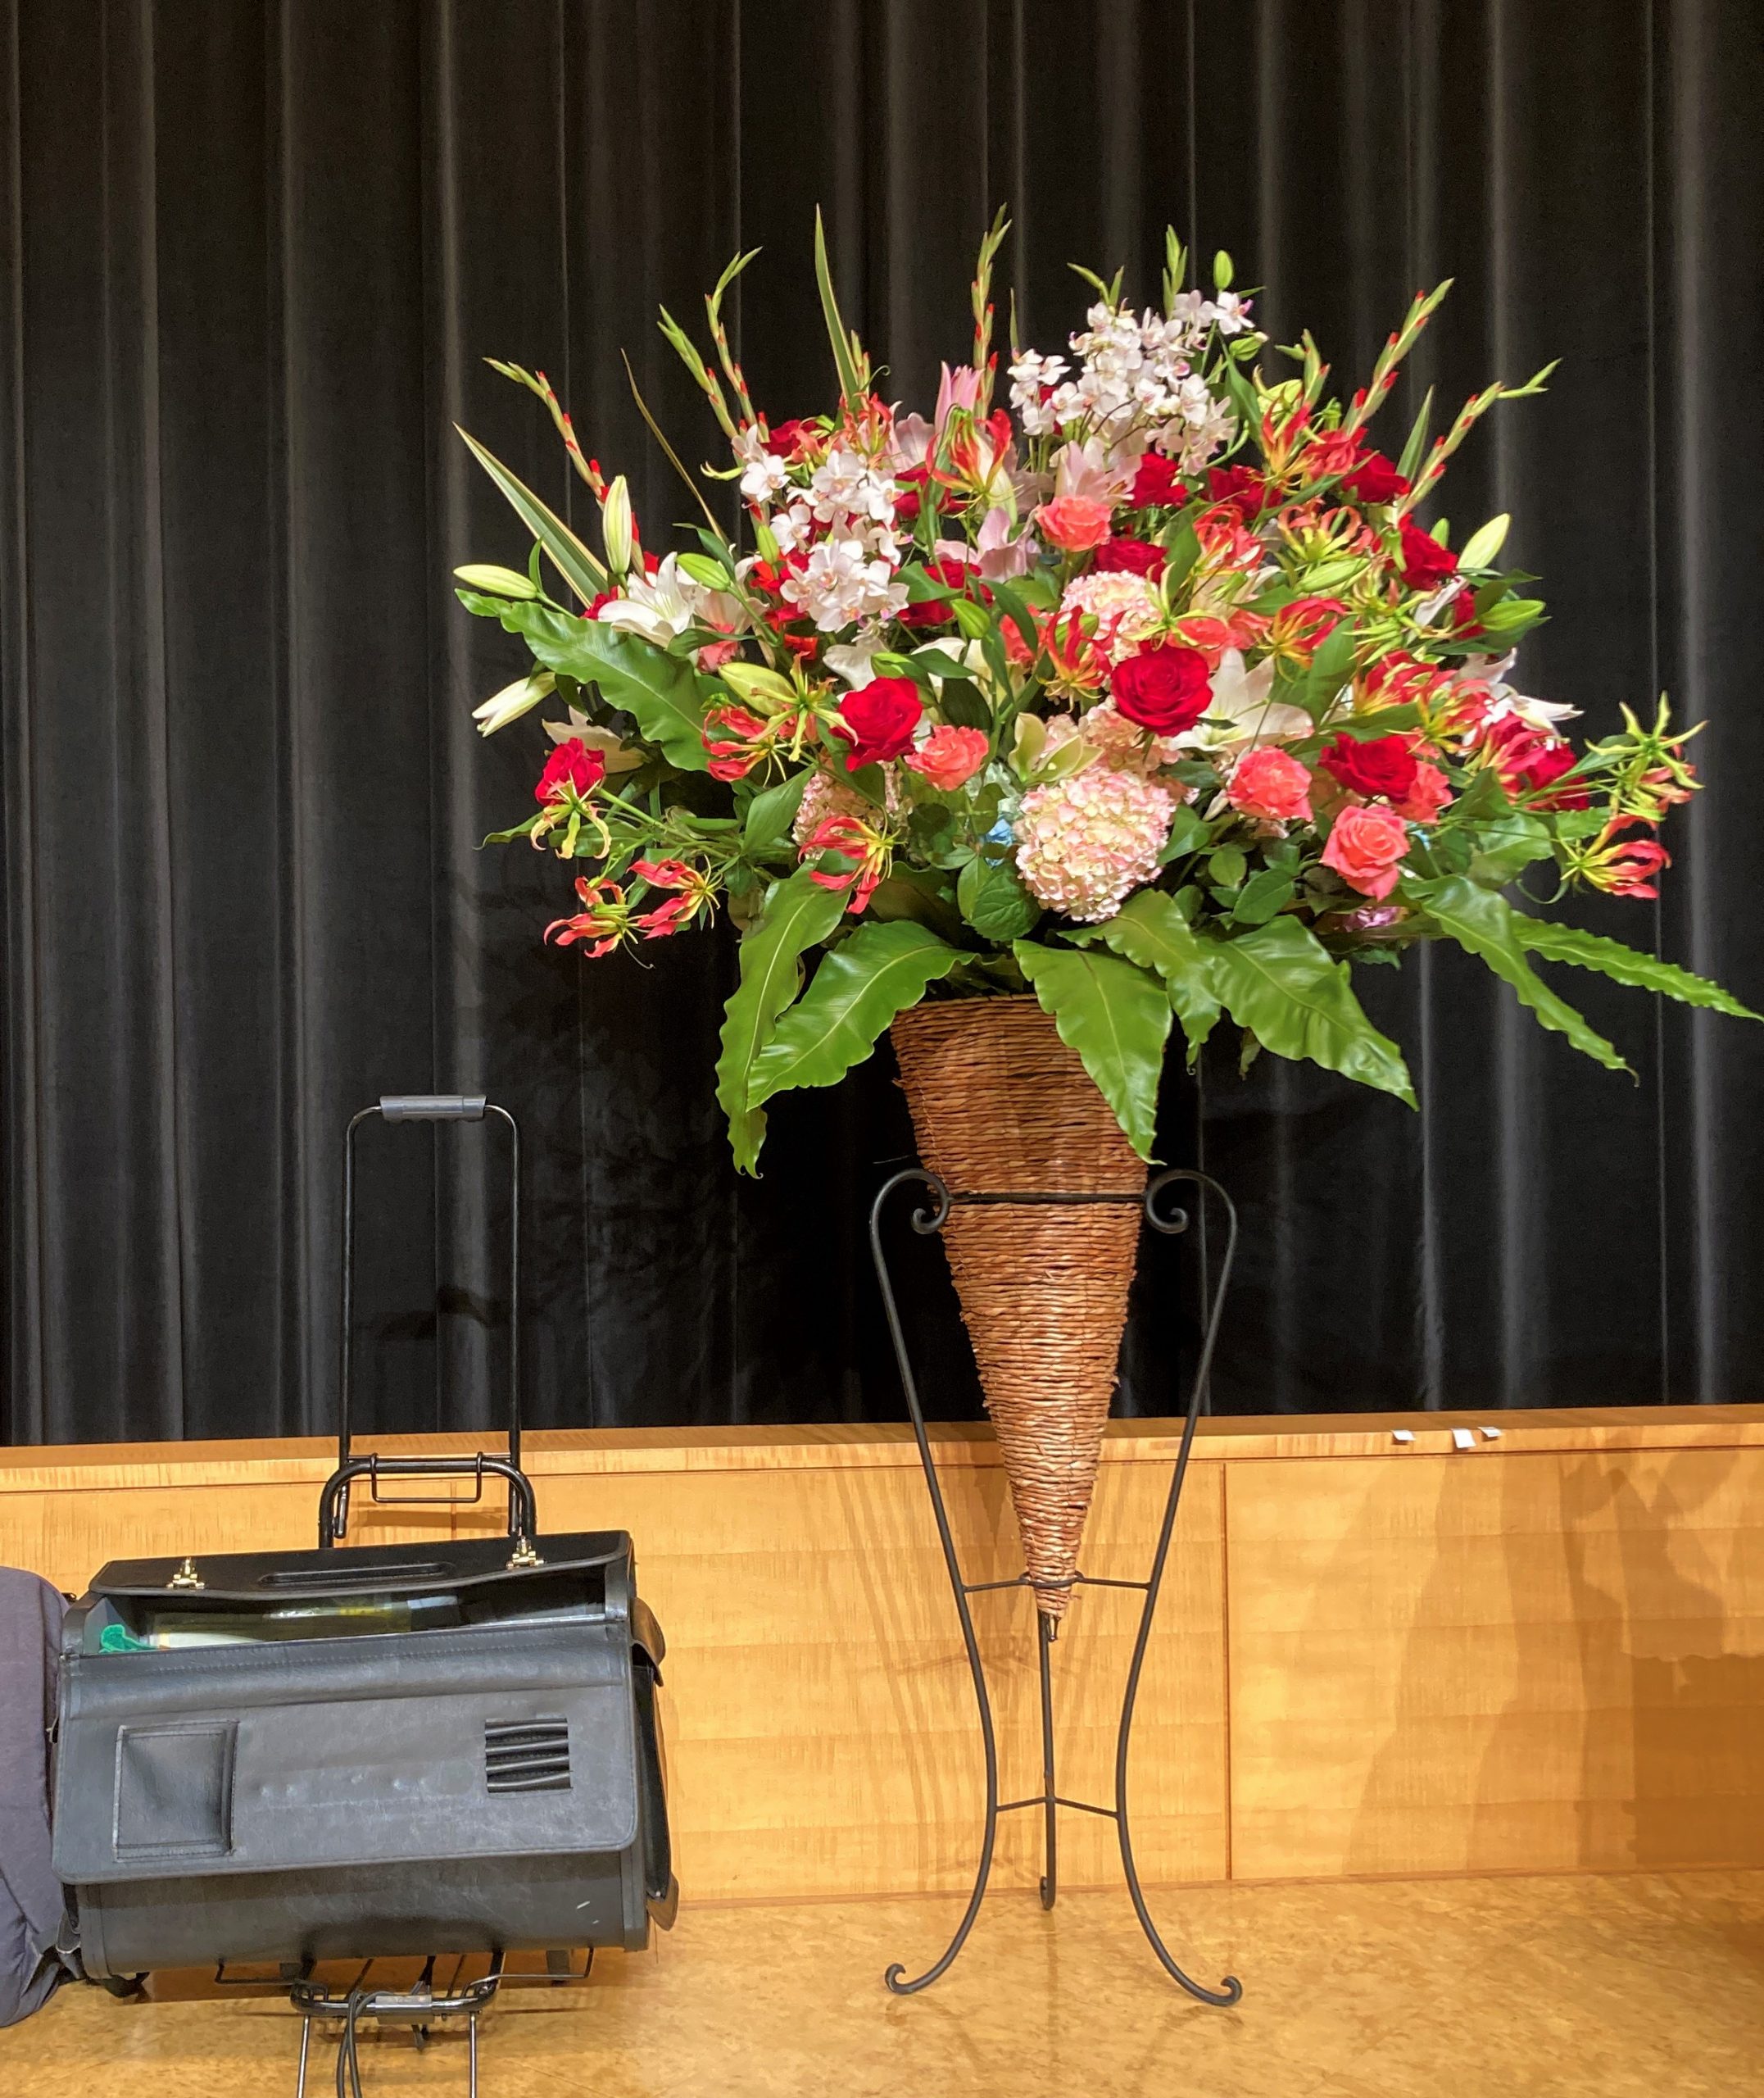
[3,1,1762,1445]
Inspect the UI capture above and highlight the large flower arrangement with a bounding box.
[458,217,1749,1169]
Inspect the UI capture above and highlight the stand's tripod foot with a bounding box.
[1127,1880,1242,2005]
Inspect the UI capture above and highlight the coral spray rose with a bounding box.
[1033,495,1113,552]
[1228,747,1313,823]
[1397,760,1453,824]
[836,677,923,770]
[1112,643,1213,735]
[1322,802,1412,899]
[905,724,989,791]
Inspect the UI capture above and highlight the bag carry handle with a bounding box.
[320,1096,531,1553]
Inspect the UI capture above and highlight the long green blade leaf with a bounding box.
[814,206,864,410]
[1014,942,1172,1160]
[749,923,960,1107]
[456,428,606,604]
[715,869,849,1173]
[1512,913,1758,1019]
[492,603,709,772]
[1204,915,1416,1104]
[1085,891,1222,1056]
[1405,874,1629,1073]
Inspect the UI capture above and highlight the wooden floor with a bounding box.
[5,1870,1761,2096]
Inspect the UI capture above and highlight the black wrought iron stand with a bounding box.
[870,1165,1242,2006]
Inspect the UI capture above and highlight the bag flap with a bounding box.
[52,1622,641,1883]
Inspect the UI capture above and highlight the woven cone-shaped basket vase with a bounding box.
[891,996,1144,1621]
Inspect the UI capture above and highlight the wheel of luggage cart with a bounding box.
[50,1097,676,2097]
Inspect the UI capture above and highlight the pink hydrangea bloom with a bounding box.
[1059,571,1163,663]
[1014,765,1176,922]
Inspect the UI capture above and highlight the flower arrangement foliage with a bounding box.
[457,214,1751,1170]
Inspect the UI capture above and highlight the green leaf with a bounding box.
[938,678,992,730]
[1014,942,1172,1160]
[957,854,1042,941]
[1300,619,1360,720]
[1086,890,1222,1056]
[813,206,864,410]
[1158,804,1212,865]
[492,604,710,771]
[1403,875,1629,1074]
[715,869,849,1173]
[1466,811,1553,886]
[1397,387,1435,483]
[1512,915,1759,1020]
[743,770,809,851]
[1204,915,1416,1104]
[456,428,606,605]
[1232,866,1296,927]
[1208,846,1247,889]
[748,923,961,1107]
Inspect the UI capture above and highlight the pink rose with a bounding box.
[1033,495,1113,552]
[905,724,990,792]
[1227,747,1313,823]
[1321,802,1411,900]
[1396,759,1453,825]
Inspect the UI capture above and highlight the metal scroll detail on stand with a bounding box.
[869,1165,1243,2006]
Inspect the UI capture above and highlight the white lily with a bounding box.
[542,707,645,772]
[824,631,887,688]
[1462,651,1581,731]
[596,554,700,647]
[1173,650,1313,753]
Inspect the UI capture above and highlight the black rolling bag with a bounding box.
[51,1095,676,1980]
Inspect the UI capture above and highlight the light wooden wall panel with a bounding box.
[1225,1442,1764,1880]
[0,1426,1228,1901]
[8,1410,1764,1897]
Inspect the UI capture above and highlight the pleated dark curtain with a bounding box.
[2,0,1761,1446]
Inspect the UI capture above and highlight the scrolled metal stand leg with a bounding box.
[1112,1168,1243,2007]
[872,1169,1003,1996]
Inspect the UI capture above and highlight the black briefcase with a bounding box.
[51,1095,676,1979]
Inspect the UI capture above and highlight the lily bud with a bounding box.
[454,564,538,600]
[1458,513,1511,569]
[472,670,554,737]
[601,476,633,576]
[719,661,799,716]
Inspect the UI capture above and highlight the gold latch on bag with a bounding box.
[506,1537,543,1571]
[168,1557,205,1591]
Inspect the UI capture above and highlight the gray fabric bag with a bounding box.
[0,1568,68,2026]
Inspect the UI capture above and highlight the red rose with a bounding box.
[1094,536,1168,581]
[836,676,923,770]
[1319,733,1419,802]
[1398,517,1458,590]
[898,556,977,629]
[894,460,932,524]
[1206,464,1271,520]
[535,738,606,804]
[1130,453,1183,507]
[1341,451,1410,505]
[764,419,810,459]
[1111,643,1213,734]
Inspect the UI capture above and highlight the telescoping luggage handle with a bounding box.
[319,1094,541,1565]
